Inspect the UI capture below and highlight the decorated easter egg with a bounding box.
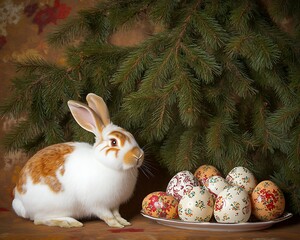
[214,186,251,223]
[251,180,285,221]
[142,191,179,219]
[204,176,230,200]
[194,165,221,186]
[226,166,257,194]
[166,171,199,201]
[178,186,214,222]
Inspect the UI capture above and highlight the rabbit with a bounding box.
[12,93,144,228]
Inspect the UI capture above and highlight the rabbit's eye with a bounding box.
[110,138,118,147]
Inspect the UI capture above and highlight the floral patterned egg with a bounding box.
[166,171,199,201]
[142,191,179,219]
[194,165,221,186]
[226,166,257,194]
[204,176,230,200]
[178,186,214,222]
[214,186,251,223]
[251,180,285,221]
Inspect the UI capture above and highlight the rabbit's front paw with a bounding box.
[104,217,124,228]
[115,216,131,226]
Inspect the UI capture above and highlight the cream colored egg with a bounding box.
[226,166,257,194]
[166,171,199,201]
[214,186,251,223]
[178,186,214,222]
[204,176,230,200]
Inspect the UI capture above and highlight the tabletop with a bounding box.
[0,209,299,240]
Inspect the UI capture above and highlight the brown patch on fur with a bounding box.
[16,144,73,194]
[60,166,65,176]
[123,147,140,165]
[105,148,119,158]
[110,131,131,147]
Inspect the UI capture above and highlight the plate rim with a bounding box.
[140,211,293,232]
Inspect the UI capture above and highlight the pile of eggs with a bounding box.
[142,165,286,223]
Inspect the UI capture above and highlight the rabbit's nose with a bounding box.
[123,147,143,167]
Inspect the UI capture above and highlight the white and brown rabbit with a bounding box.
[12,93,144,228]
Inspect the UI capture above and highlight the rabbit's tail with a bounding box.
[12,198,28,218]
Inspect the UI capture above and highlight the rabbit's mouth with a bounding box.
[136,152,144,168]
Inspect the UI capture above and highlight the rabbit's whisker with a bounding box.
[139,159,155,179]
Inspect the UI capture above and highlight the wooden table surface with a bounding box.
[1,210,299,240]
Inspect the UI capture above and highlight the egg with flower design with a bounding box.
[194,165,222,186]
[178,186,214,222]
[251,180,285,221]
[142,191,179,219]
[226,166,257,194]
[214,186,251,223]
[204,175,230,200]
[166,171,199,201]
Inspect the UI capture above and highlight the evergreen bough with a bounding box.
[1,0,300,214]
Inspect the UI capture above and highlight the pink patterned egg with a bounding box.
[204,176,229,200]
[178,186,214,222]
[142,191,179,219]
[194,165,222,186]
[226,166,257,194]
[214,186,251,223]
[166,171,199,201]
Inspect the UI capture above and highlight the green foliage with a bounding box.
[1,0,300,214]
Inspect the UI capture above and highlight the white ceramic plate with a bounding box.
[140,211,293,232]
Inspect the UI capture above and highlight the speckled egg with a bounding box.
[142,191,179,219]
[204,176,230,200]
[214,186,251,223]
[226,166,257,194]
[166,171,199,201]
[251,180,285,221]
[178,186,214,222]
[194,165,222,186]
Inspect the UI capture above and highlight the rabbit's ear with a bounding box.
[68,100,104,137]
[86,93,111,127]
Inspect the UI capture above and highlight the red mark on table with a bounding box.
[108,228,144,233]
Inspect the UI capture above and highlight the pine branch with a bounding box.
[191,10,228,49]
[1,120,41,152]
[160,126,183,173]
[226,33,281,71]
[141,96,173,141]
[14,56,62,76]
[112,33,168,94]
[149,0,180,26]
[230,0,257,32]
[267,104,300,134]
[182,43,222,83]
[288,125,300,171]
[0,84,31,118]
[175,129,203,172]
[47,15,89,47]
[175,69,202,127]
[221,56,257,98]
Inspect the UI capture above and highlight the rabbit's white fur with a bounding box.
[12,94,144,228]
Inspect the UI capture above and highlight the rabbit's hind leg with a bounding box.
[12,198,28,218]
[34,217,83,228]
